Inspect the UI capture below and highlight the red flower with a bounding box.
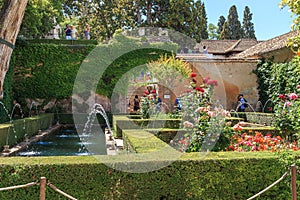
[192,78,197,83]
[151,89,156,93]
[278,94,286,99]
[228,145,234,151]
[190,72,197,78]
[233,124,243,131]
[144,91,150,95]
[195,87,205,93]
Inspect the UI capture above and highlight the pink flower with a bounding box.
[207,79,218,86]
[289,93,298,100]
[190,73,197,78]
[183,121,194,128]
[285,101,292,107]
[207,111,216,117]
[297,85,300,89]
[202,77,210,84]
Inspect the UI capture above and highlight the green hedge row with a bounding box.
[0,153,296,199]
[16,38,99,45]
[0,114,54,150]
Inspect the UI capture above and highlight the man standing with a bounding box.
[64,25,71,40]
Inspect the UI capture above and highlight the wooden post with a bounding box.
[291,164,297,200]
[39,177,46,200]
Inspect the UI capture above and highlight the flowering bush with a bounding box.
[140,86,160,119]
[227,132,299,152]
[171,73,232,152]
[273,85,300,139]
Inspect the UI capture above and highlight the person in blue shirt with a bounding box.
[64,25,72,40]
[175,97,181,111]
[237,94,248,112]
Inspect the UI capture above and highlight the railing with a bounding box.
[0,177,77,200]
[247,164,297,200]
[0,165,298,200]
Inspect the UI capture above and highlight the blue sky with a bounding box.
[202,0,294,40]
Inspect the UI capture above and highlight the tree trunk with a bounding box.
[0,0,28,99]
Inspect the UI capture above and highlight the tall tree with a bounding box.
[217,16,225,36]
[199,2,208,39]
[208,23,218,39]
[0,0,28,99]
[220,5,243,39]
[160,0,207,43]
[242,6,256,39]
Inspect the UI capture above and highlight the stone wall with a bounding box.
[188,58,259,110]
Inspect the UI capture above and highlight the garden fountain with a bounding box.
[235,102,256,113]
[262,99,274,113]
[255,101,263,112]
[81,103,116,154]
[29,101,38,117]
[4,103,25,152]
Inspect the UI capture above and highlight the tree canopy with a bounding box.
[19,0,65,38]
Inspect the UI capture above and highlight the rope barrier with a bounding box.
[247,170,290,200]
[0,38,15,49]
[0,181,38,191]
[47,182,78,200]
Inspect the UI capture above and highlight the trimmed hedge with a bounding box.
[0,152,297,199]
[0,114,54,150]
[17,38,99,45]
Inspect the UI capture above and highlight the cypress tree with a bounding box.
[242,6,256,39]
[220,5,243,39]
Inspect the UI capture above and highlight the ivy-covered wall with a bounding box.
[0,36,177,120]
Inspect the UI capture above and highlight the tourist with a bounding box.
[133,95,140,112]
[237,94,248,112]
[203,46,208,54]
[64,25,72,40]
[156,96,162,112]
[84,24,90,40]
[70,25,78,40]
[175,97,181,111]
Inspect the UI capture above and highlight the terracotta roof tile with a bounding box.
[195,39,258,54]
[235,30,300,58]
